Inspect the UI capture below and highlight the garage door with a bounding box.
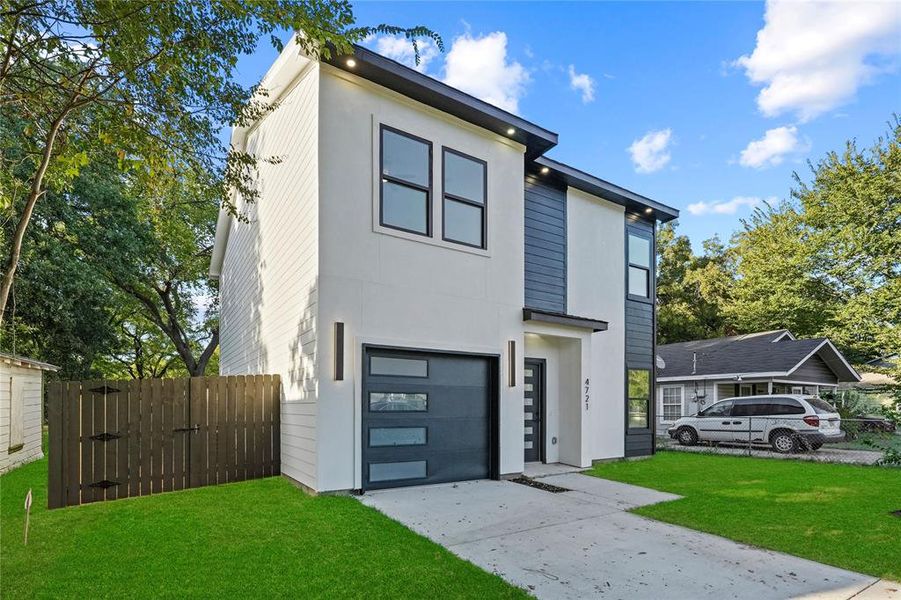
[362,348,492,490]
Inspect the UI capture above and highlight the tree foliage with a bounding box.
[657,119,900,369]
[0,0,439,326]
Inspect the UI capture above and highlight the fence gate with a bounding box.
[47,375,280,509]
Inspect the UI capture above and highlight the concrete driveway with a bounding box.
[359,473,891,599]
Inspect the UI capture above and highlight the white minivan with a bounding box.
[667,395,844,453]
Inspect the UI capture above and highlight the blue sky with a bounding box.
[232,1,901,252]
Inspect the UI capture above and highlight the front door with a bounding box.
[523,359,544,462]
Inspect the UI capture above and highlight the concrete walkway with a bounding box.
[360,473,895,599]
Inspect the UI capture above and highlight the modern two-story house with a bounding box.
[210,39,678,493]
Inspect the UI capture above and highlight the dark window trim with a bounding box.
[626,366,652,431]
[626,228,654,303]
[379,124,433,237]
[441,146,488,250]
[367,425,429,448]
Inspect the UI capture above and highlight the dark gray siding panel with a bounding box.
[787,354,838,384]
[524,174,566,313]
[624,214,657,457]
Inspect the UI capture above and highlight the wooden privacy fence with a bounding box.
[47,375,280,509]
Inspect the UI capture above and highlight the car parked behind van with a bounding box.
[667,395,844,453]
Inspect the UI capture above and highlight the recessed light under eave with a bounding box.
[506,127,516,136]
[346,58,357,68]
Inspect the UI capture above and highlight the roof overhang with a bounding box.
[324,45,558,160]
[0,353,58,372]
[523,308,608,332]
[532,157,679,223]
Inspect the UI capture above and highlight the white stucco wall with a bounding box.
[315,66,527,491]
[567,188,626,460]
[1,362,45,474]
[218,57,321,489]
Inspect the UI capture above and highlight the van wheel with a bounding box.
[676,427,698,446]
[770,430,799,453]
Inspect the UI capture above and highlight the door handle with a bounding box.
[721,421,731,425]
[174,425,200,433]
[732,421,742,425]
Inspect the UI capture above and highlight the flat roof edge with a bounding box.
[534,157,679,222]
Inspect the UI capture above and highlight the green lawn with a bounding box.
[587,452,901,581]
[1,456,527,599]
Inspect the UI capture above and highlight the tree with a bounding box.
[794,117,901,363]
[721,119,900,363]
[725,202,837,339]
[0,0,440,327]
[656,222,733,344]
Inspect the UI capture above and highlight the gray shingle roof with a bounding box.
[657,330,831,378]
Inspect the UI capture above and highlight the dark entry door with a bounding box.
[523,359,544,462]
[362,348,491,490]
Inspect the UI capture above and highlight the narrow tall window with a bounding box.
[628,233,651,298]
[628,369,651,429]
[442,148,487,249]
[380,125,431,235]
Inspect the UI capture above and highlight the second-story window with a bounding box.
[442,148,487,249]
[380,125,432,236]
[627,232,651,298]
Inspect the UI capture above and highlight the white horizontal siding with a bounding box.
[218,61,320,489]
[0,364,45,474]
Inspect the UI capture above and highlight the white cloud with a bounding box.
[735,0,901,121]
[628,129,673,173]
[442,32,529,113]
[686,196,772,216]
[567,65,596,103]
[371,35,439,73]
[739,125,809,168]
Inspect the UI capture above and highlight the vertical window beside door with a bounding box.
[442,148,487,249]
[628,233,651,298]
[628,369,651,429]
[380,125,432,235]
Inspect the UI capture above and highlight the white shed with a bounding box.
[1,353,57,474]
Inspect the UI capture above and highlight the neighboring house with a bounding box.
[838,354,897,408]
[655,330,861,430]
[210,39,678,493]
[1,353,56,474]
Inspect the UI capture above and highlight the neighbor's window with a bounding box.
[661,386,682,421]
[380,125,431,235]
[628,369,651,429]
[628,233,651,298]
[442,148,487,248]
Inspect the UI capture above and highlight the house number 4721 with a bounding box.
[584,378,590,411]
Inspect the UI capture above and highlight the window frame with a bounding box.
[379,124,433,237]
[627,368,652,430]
[441,146,488,250]
[626,229,654,302]
[661,385,683,422]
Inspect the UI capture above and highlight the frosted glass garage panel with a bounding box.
[370,356,428,377]
[369,427,427,447]
[369,460,427,482]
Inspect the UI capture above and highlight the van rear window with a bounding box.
[806,397,837,414]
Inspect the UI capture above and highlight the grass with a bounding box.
[587,452,901,581]
[832,432,901,453]
[1,453,527,599]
